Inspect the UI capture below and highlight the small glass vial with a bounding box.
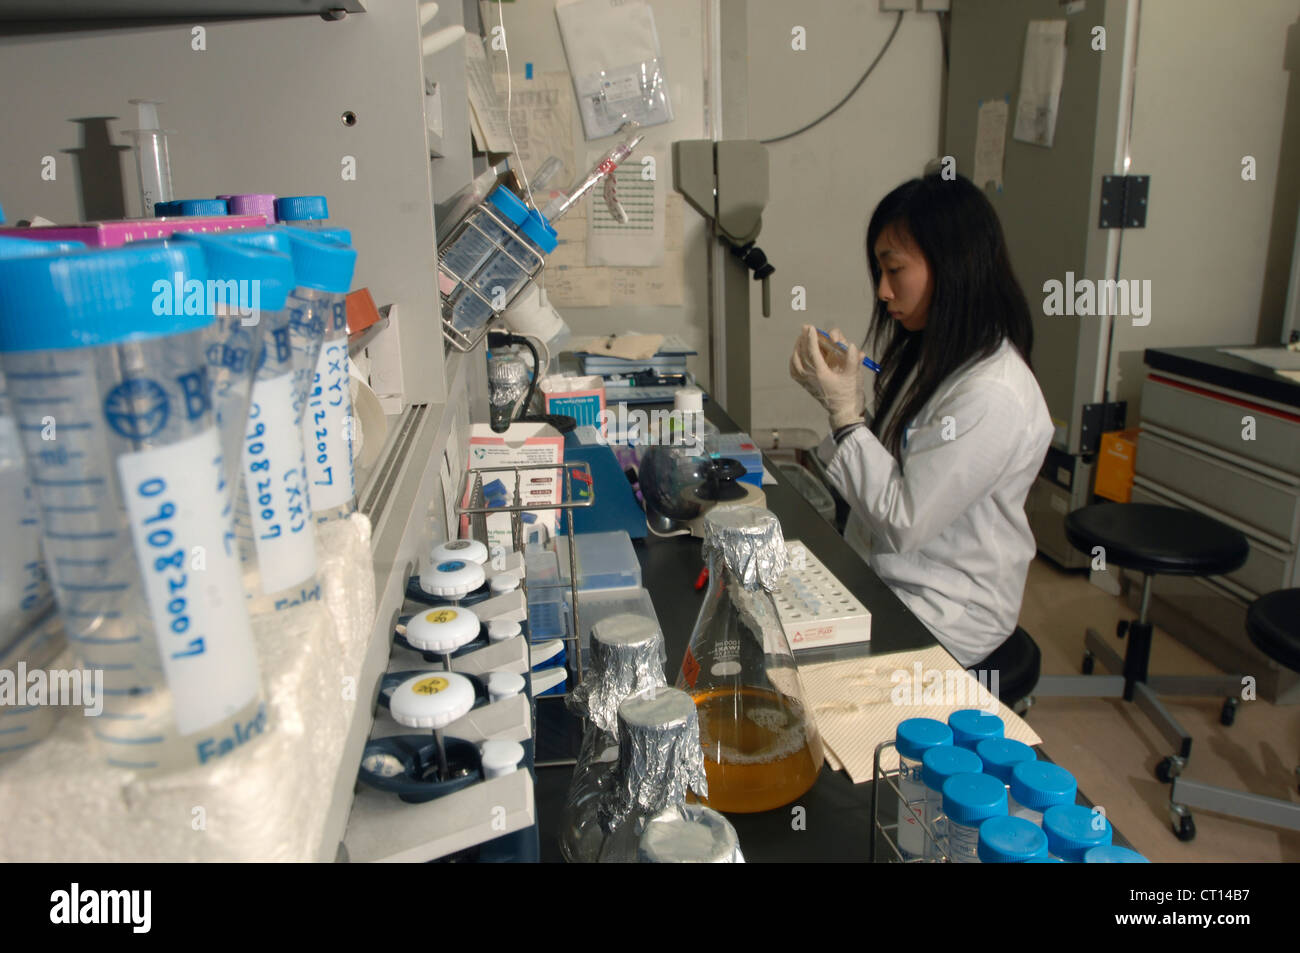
[948,709,1004,752]
[941,772,1008,863]
[975,737,1037,788]
[920,744,982,862]
[977,815,1049,863]
[1008,761,1077,825]
[1043,804,1113,862]
[893,718,953,861]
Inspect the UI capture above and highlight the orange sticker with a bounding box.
[681,648,700,689]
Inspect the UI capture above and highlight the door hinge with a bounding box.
[1099,174,1149,228]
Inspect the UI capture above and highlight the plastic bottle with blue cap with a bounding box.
[179,230,322,613]
[275,195,330,230]
[0,242,266,773]
[893,717,953,861]
[171,198,229,217]
[1008,760,1077,825]
[920,743,983,861]
[977,815,1049,863]
[1042,803,1113,861]
[277,225,358,523]
[948,708,1004,751]
[975,736,1037,788]
[941,772,1008,863]
[1084,845,1148,863]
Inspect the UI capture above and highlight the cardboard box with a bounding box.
[0,214,269,247]
[1095,428,1140,503]
[539,375,606,433]
[465,422,564,551]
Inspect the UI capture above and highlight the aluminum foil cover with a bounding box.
[702,506,787,592]
[566,613,667,732]
[600,687,707,831]
[638,804,744,863]
[488,355,529,405]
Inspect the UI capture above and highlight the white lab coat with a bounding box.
[818,339,1052,668]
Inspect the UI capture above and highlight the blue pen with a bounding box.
[816,328,883,373]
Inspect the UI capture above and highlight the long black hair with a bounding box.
[865,173,1033,457]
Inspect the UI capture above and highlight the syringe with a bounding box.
[541,125,645,222]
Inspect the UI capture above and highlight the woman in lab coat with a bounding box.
[789,173,1053,673]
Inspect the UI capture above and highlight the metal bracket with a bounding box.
[1079,400,1127,456]
[1099,174,1150,228]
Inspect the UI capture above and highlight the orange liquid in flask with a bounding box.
[692,686,823,814]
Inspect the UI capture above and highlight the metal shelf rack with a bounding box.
[455,460,595,694]
[439,198,547,353]
[868,739,951,863]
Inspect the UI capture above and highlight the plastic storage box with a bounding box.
[525,531,641,592]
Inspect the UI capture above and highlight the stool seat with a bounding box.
[1064,503,1249,577]
[1247,589,1300,673]
[969,626,1041,707]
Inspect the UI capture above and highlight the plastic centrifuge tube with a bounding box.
[125,99,174,218]
[0,241,267,774]
[278,226,358,523]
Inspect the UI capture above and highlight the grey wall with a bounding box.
[0,1,445,406]
[479,0,712,383]
[742,2,944,435]
[1110,0,1300,412]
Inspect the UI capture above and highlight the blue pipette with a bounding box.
[816,328,882,373]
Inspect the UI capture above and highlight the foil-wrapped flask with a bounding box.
[559,613,668,862]
[676,506,824,812]
[565,685,710,862]
[638,804,744,863]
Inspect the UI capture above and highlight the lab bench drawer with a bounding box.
[1135,430,1300,545]
[1131,481,1297,596]
[1140,376,1300,476]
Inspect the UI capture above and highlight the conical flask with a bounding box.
[676,506,824,812]
[559,613,667,863]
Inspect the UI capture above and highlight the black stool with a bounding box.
[1034,503,1250,781]
[968,626,1041,713]
[1164,589,1300,841]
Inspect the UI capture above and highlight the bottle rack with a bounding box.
[868,739,951,863]
[439,199,547,353]
[455,460,595,692]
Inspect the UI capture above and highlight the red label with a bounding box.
[681,648,700,689]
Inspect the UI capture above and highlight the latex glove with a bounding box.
[789,325,866,430]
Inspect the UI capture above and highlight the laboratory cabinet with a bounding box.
[1131,348,1300,704]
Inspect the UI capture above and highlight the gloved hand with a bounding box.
[788,325,867,430]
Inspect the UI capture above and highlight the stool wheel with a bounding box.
[1156,756,1182,783]
[1116,620,1128,640]
[1171,810,1196,842]
[1219,697,1239,727]
[1081,651,1095,675]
